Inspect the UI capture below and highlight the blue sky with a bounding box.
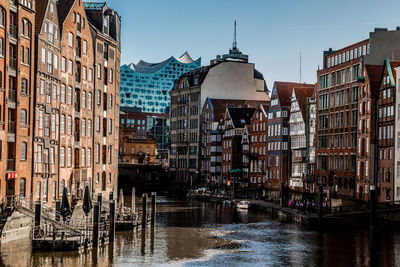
[94,0,400,89]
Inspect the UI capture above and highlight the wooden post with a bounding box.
[34,201,41,227]
[109,200,115,242]
[132,187,136,213]
[55,199,61,221]
[318,185,323,219]
[93,203,99,247]
[142,193,147,228]
[151,192,156,226]
[98,193,102,213]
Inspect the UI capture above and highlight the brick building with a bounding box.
[32,0,61,204]
[222,108,255,188]
[316,28,400,202]
[0,0,35,200]
[376,60,399,202]
[85,2,121,199]
[266,82,311,198]
[118,126,156,165]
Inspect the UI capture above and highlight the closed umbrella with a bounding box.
[83,185,92,216]
[118,189,124,210]
[60,187,71,222]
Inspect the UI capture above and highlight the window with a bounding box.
[39,110,43,129]
[96,116,100,131]
[96,143,100,163]
[21,109,27,125]
[0,9,4,27]
[21,78,28,94]
[82,119,86,136]
[67,147,72,166]
[109,94,113,109]
[87,149,91,166]
[60,147,65,166]
[109,69,113,83]
[88,93,92,109]
[61,114,65,134]
[37,145,42,163]
[88,69,93,82]
[83,66,87,80]
[67,86,72,104]
[88,120,92,137]
[108,119,112,134]
[61,84,66,102]
[21,142,27,160]
[68,32,73,47]
[20,178,26,197]
[67,116,72,135]
[68,60,73,74]
[0,37,4,56]
[54,54,58,69]
[82,91,86,108]
[51,114,56,132]
[36,182,41,200]
[61,57,66,72]
[83,40,87,54]
[97,64,101,79]
[81,148,86,167]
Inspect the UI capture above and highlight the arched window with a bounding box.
[21,78,27,94]
[22,19,31,38]
[20,178,26,197]
[361,138,365,156]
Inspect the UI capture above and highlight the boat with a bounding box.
[236,200,250,210]
[223,200,232,205]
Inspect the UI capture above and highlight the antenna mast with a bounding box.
[233,20,237,49]
[300,52,302,83]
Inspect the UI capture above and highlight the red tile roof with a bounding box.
[273,82,314,107]
[292,86,315,120]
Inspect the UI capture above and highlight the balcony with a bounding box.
[8,89,16,108]
[6,159,15,171]
[74,132,80,142]
[9,58,17,76]
[8,121,15,134]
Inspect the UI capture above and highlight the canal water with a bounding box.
[0,197,399,266]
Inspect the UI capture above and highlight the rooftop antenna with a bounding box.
[233,20,237,49]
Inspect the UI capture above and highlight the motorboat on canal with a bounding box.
[236,200,250,210]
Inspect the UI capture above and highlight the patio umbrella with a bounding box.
[60,187,72,222]
[118,189,124,210]
[83,185,92,216]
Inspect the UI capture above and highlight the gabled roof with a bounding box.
[57,0,75,32]
[292,86,315,119]
[227,108,256,128]
[250,104,268,123]
[378,59,400,88]
[35,0,50,35]
[272,82,314,107]
[365,64,384,95]
[206,97,268,122]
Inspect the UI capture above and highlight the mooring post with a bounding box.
[109,199,116,242]
[280,182,284,208]
[98,193,102,213]
[142,193,147,228]
[55,199,61,221]
[151,192,156,226]
[132,187,136,214]
[93,203,99,247]
[370,185,376,230]
[34,201,41,227]
[318,185,323,219]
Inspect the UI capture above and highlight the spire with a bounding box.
[233,20,237,50]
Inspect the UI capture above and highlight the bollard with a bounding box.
[132,187,136,214]
[98,193,102,213]
[151,192,156,226]
[318,185,323,219]
[142,193,147,228]
[34,201,42,227]
[55,199,61,222]
[109,200,115,242]
[280,182,284,208]
[93,203,99,247]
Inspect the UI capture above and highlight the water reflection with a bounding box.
[0,198,399,266]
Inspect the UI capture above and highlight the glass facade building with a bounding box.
[120,52,201,113]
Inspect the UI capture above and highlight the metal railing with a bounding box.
[8,89,16,102]
[9,25,17,38]
[8,121,15,133]
[9,58,17,70]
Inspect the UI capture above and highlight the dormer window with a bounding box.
[103,16,109,35]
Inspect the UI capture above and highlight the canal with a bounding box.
[0,197,399,266]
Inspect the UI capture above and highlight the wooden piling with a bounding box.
[93,203,100,248]
[132,187,136,213]
[142,193,147,228]
[109,200,115,242]
[34,201,41,227]
[98,193,102,213]
[151,192,156,226]
[55,199,61,221]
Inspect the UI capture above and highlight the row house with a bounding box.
[266,82,312,198]
[0,0,120,205]
[246,104,269,186]
[200,97,267,187]
[395,65,400,202]
[377,60,399,202]
[222,108,255,186]
[0,0,35,200]
[316,28,400,202]
[288,85,315,194]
